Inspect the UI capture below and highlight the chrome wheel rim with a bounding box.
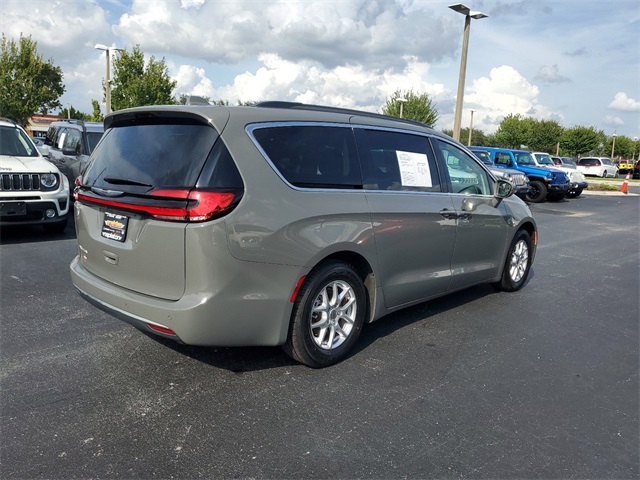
[509,240,529,283]
[309,280,357,350]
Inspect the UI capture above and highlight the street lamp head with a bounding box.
[448,3,470,15]
[94,43,109,51]
[470,11,488,19]
[448,3,487,19]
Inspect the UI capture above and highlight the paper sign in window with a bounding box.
[396,151,432,187]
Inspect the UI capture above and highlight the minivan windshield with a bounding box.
[83,123,218,190]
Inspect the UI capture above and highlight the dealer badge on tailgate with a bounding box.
[101,211,129,242]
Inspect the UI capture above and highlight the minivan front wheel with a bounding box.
[284,261,366,368]
[496,230,532,292]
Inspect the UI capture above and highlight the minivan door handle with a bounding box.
[439,209,458,220]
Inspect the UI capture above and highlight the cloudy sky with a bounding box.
[2,0,639,138]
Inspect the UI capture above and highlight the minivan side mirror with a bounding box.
[461,178,516,212]
[495,178,515,198]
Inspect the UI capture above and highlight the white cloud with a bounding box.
[534,65,570,84]
[173,54,448,112]
[114,0,458,70]
[608,92,640,112]
[173,65,216,98]
[603,115,624,127]
[462,65,559,133]
[1,0,111,68]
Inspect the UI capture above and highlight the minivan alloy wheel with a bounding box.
[284,261,366,368]
[496,229,532,292]
[509,239,529,283]
[309,279,357,350]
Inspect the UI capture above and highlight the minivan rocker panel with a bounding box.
[71,103,537,367]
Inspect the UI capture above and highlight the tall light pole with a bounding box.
[610,133,617,160]
[449,3,487,142]
[95,44,123,115]
[468,109,474,146]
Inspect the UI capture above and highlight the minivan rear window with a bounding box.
[83,123,218,189]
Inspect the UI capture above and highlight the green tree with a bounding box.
[90,100,104,122]
[494,114,532,149]
[382,89,439,127]
[110,45,176,111]
[443,127,490,146]
[58,105,89,121]
[608,135,634,159]
[559,126,601,157]
[0,34,65,126]
[528,119,564,153]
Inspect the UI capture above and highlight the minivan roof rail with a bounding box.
[255,101,428,129]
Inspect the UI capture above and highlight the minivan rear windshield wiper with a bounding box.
[103,177,152,187]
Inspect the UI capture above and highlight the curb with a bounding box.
[581,190,639,196]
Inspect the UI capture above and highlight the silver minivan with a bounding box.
[70,103,537,367]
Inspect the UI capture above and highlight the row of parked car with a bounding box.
[2,111,629,239]
[0,118,104,232]
[468,147,588,203]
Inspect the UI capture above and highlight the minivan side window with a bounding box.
[433,139,491,195]
[252,125,361,189]
[355,129,441,192]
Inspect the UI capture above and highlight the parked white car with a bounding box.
[531,152,588,198]
[0,117,70,233]
[576,157,619,178]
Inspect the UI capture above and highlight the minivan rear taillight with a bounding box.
[151,189,237,222]
[76,189,240,223]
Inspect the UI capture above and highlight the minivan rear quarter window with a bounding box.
[251,125,362,189]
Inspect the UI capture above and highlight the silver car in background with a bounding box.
[70,103,537,367]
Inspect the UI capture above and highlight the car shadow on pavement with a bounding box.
[144,272,534,373]
[0,214,76,245]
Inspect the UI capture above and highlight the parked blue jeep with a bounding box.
[470,147,570,203]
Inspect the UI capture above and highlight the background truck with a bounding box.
[470,147,570,203]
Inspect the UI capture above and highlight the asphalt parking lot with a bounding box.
[1,192,638,479]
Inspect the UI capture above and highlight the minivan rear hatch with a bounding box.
[74,109,238,300]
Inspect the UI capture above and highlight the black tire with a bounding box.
[526,180,547,203]
[43,215,68,234]
[601,170,608,178]
[566,188,583,198]
[283,261,366,368]
[495,230,532,292]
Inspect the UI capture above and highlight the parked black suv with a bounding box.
[43,120,104,191]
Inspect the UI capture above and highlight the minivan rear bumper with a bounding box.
[70,255,303,347]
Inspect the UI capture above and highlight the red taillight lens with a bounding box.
[148,324,177,336]
[76,189,238,223]
[187,190,236,222]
